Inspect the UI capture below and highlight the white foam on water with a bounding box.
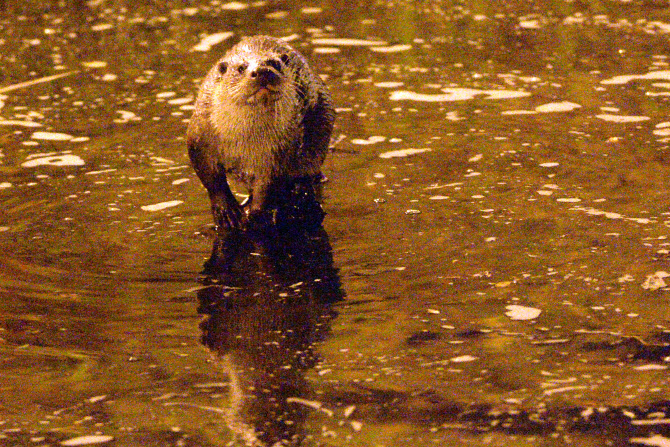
[390,88,530,102]
[313,47,340,54]
[221,2,248,10]
[22,154,85,167]
[535,101,582,113]
[0,120,42,127]
[505,305,542,320]
[192,32,234,52]
[374,81,404,88]
[91,23,113,31]
[141,200,183,212]
[601,70,670,85]
[369,44,412,53]
[628,434,670,447]
[311,38,387,46]
[60,435,114,446]
[168,98,192,105]
[31,131,73,141]
[351,136,386,145]
[451,355,478,363]
[0,182,12,189]
[502,110,537,115]
[596,114,650,123]
[379,148,431,159]
[81,61,108,68]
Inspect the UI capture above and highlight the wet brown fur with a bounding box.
[187,35,335,230]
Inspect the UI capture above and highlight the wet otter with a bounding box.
[187,35,335,230]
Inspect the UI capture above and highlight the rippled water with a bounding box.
[2,1,670,446]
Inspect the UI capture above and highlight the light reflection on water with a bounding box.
[1,1,670,446]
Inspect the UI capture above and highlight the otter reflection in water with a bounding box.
[197,225,343,446]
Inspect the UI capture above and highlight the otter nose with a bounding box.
[250,66,280,86]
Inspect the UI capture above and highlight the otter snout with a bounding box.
[249,62,282,88]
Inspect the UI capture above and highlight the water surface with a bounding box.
[2,1,670,446]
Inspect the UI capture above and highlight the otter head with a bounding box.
[213,37,298,108]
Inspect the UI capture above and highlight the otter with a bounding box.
[187,35,335,231]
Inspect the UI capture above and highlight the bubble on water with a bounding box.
[141,200,183,212]
[379,148,431,158]
[429,195,449,200]
[596,114,650,123]
[0,182,12,189]
[557,197,581,203]
[468,153,483,162]
[539,162,559,167]
[100,73,117,82]
[172,178,190,185]
[191,32,234,52]
[505,305,542,320]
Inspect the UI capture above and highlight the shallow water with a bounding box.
[2,1,670,446]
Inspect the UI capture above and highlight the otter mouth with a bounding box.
[246,84,281,105]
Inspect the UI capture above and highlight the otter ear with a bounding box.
[217,61,228,75]
[280,53,291,65]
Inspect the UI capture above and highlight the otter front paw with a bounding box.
[213,203,244,231]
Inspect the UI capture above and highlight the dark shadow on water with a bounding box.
[195,222,343,446]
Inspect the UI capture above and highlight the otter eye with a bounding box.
[266,58,282,72]
[280,54,290,65]
[237,64,246,74]
[217,62,228,75]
